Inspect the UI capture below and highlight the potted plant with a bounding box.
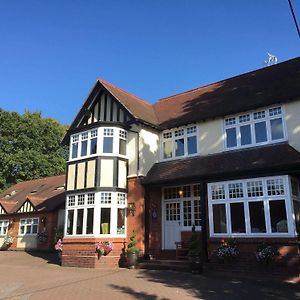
[95,240,113,258]
[54,239,63,262]
[188,226,202,273]
[255,242,279,265]
[126,230,139,268]
[1,234,13,250]
[217,238,239,263]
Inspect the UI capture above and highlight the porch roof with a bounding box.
[142,143,300,185]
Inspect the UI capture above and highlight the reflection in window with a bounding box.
[270,118,284,140]
[249,202,266,233]
[175,138,184,156]
[76,209,84,234]
[117,208,125,235]
[240,124,251,145]
[226,128,237,148]
[67,210,74,235]
[100,208,111,234]
[86,208,94,234]
[269,200,287,233]
[163,140,172,159]
[213,204,227,233]
[230,203,246,233]
[187,136,197,154]
[72,143,78,159]
[255,121,267,143]
[103,137,113,153]
[90,138,97,154]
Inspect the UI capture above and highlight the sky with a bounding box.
[0,0,299,125]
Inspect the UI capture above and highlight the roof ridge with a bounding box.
[157,56,300,103]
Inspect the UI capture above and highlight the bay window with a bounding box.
[224,106,286,150]
[69,127,127,160]
[65,192,127,237]
[208,176,295,237]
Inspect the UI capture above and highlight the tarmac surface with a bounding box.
[0,251,299,300]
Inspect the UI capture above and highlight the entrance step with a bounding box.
[138,259,190,272]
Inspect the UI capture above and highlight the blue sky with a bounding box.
[0,1,299,125]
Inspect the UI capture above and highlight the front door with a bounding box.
[163,201,181,249]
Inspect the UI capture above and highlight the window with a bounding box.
[65,192,127,237]
[0,220,9,235]
[162,125,198,160]
[19,218,39,235]
[208,176,293,237]
[224,106,286,150]
[69,127,127,160]
[163,184,201,229]
[291,178,300,235]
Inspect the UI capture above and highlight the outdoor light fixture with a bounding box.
[127,202,136,216]
[178,190,183,197]
[41,216,47,225]
[9,219,14,226]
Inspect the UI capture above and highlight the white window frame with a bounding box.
[64,191,127,238]
[69,127,127,161]
[19,218,39,236]
[208,175,295,238]
[162,184,201,230]
[223,105,287,150]
[161,125,199,161]
[0,220,9,236]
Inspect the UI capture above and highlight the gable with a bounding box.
[78,90,134,127]
[0,204,6,215]
[17,200,35,214]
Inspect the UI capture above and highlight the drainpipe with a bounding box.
[200,181,208,261]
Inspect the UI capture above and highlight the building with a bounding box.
[0,175,65,251]
[62,57,300,272]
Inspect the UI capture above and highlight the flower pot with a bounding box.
[126,252,138,269]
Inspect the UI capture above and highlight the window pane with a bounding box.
[67,210,74,235]
[183,200,192,226]
[187,136,197,154]
[163,140,172,158]
[270,118,284,140]
[194,199,201,226]
[32,225,38,234]
[230,203,246,233]
[255,121,267,143]
[226,128,237,148]
[81,140,87,156]
[119,139,126,155]
[100,208,111,234]
[117,208,126,235]
[26,226,31,234]
[76,209,84,234]
[293,201,300,235]
[270,200,288,233]
[72,143,78,159]
[213,204,227,233]
[90,138,97,154]
[240,124,252,145]
[86,208,94,234]
[20,226,25,234]
[249,202,266,233]
[175,138,184,156]
[103,137,113,153]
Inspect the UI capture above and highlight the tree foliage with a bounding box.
[0,109,68,191]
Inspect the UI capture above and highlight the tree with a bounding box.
[0,110,68,191]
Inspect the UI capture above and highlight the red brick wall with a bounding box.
[0,211,59,251]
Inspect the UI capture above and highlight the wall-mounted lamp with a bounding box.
[9,219,14,226]
[127,202,136,216]
[178,190,183,198]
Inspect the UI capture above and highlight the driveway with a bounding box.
[0,252,298,300]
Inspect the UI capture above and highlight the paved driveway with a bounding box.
[0,252,298,300]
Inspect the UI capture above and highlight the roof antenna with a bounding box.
[264,53,278,66]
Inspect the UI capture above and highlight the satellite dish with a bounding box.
[264,53,278,66]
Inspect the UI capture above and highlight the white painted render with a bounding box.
[285,99,300,152]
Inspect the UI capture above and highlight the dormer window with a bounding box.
[224,106,286,150]
[162,125,198,160]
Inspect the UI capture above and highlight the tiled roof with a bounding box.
[142,144,300,185]
[154,57,300,129]
[99,79,158,126]
[0,175,65,214]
